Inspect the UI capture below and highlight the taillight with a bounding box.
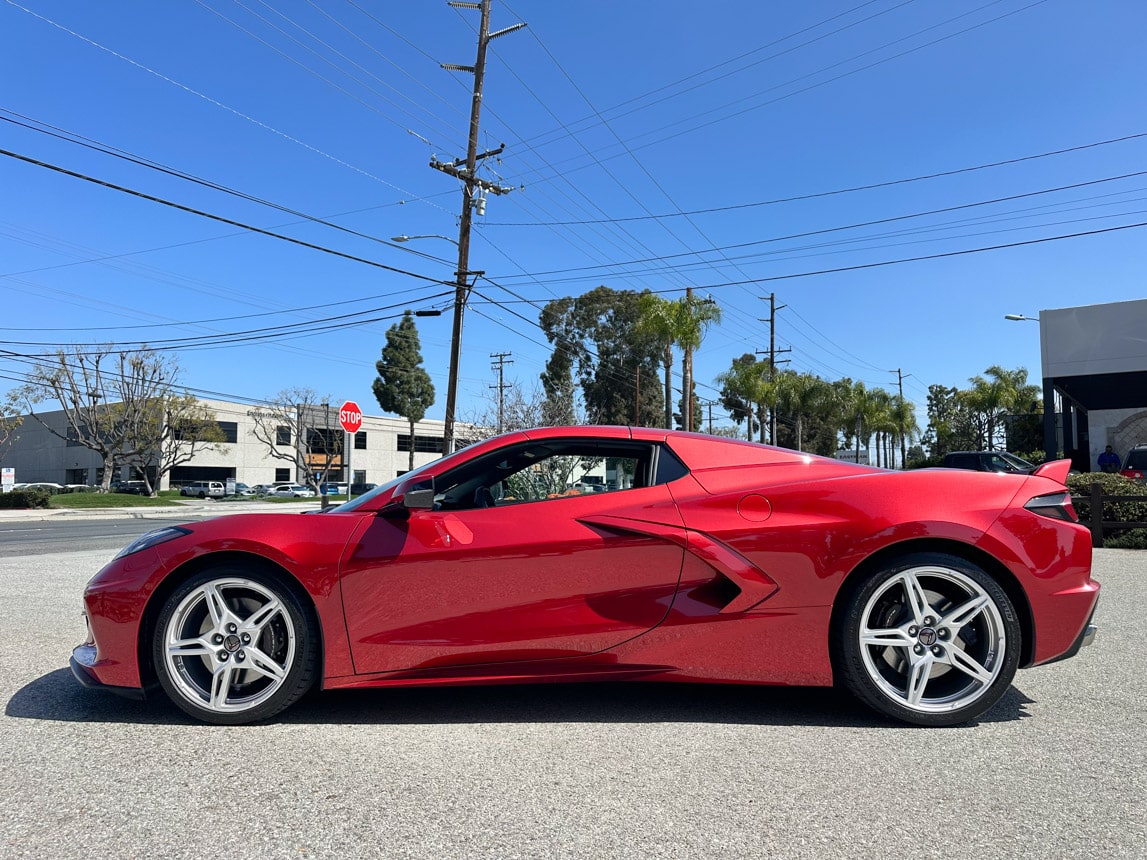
[1024,491,1078,522]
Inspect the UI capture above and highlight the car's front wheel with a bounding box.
[152,567,319,724]
[835,553,1020,727]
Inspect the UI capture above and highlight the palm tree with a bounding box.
[842,381,881,464]
[774,371,828,452]
[636,294,680,429]
[677,291,722,431]
[966,365,1039,450]
[717,357,773,443]
[868,388,896,467]
[638,292,721,431]
[890,395,919,468]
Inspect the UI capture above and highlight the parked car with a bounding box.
[180,481,225,499]
[72,427,1098,727]
[112,481,148,495]
[271,483,315,498]
[1120,444,1147,482]
[18,482,66,494]
[319,483,348,496]
[940,451,1037,474]
[232,483,256,496]
[349,482,377,495]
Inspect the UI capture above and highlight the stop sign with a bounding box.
[338,401,363,434]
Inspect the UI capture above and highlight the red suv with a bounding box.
[1120,445,1147,482]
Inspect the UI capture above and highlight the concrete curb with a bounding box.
[0,501,323,523]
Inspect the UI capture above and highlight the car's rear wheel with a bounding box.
[836,553,1020,727]
[152,567,318,725]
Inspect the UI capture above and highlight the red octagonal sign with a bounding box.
[338,400,363,434]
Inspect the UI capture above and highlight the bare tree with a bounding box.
[248,388,340,493]
[122,394,227,496]
[462,380,584,442]
[0,390,22,465]
[19,346,181,491]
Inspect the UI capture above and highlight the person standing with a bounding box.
[1098,445,1122,473]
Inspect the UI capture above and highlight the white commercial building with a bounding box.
[1037,298,1147,472]
[1,398,458,490]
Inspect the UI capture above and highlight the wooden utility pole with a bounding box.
[892,367,910,468]
[759,293,790,444]
[436,0,524,453]
[489,351,513,433]
[684,286,694,431]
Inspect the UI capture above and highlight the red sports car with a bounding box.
[71,426,1099,726]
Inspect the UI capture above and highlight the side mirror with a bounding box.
[403,487,435,510]
[378,474,436,517]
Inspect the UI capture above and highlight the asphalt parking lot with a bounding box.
[1,547,1143,859]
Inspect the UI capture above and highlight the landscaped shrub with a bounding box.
[1105,528,1147,550]
[1068,473,1147,547]
[0,490,51,509]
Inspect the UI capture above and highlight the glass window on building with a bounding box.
[275,468,291,483]
[354,431,367,450]
[397,434,444,454]
[275,426,291,446]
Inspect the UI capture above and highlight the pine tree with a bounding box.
[373,312,435,471]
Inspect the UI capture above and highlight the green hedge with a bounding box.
[1067,473,1147,548]
[0,490,52,509]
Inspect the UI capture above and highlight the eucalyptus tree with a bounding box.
[718,353,760,440]
[373,311,436,471]
[0,390,22,464]
[539,286,664,426]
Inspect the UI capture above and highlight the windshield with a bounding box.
[1125,449,1147,470]
[326,447,472,512]
[998,452,1036,471]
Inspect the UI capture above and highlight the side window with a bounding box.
[501,453,642,504]
[435,441,665,511]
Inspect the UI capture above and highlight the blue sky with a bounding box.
[2,0,1145,434]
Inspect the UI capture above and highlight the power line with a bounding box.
[485,131,1147,228]
[0,146,453,285]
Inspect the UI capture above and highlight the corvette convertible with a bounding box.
[71,426,1099,727]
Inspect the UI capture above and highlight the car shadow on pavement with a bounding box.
[7,668,1035,728]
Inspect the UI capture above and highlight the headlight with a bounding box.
[113,526,191,560]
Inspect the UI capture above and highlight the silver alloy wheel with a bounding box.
[161,577,297,715]
[857,565,1007,714]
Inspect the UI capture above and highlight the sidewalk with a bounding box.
[0,499,323,523]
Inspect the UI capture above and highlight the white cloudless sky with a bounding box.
[2,0,1145,432]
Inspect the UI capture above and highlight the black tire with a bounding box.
[152,565,319,725]
[834,552,1020,727]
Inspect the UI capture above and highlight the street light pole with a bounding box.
[1005,312,1057,462]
